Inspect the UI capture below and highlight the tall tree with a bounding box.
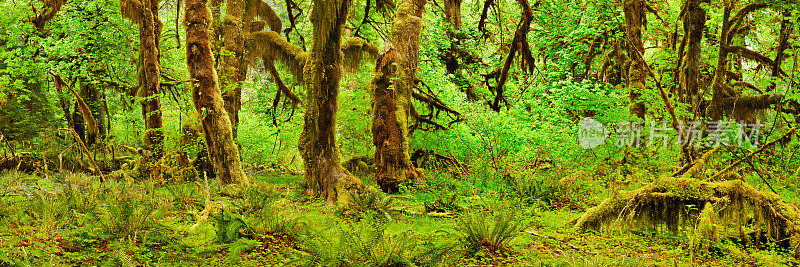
[297,0,366,203]
[678,0,706,115]
[219,0,282,138]
[246,5,378,203]
[371,0,426,192]
[185,0,249,185]
[121,0,164,163]
[623,0,647,119]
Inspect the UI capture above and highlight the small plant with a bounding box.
[293,220,441,267]
[457,210,524,257]
[343,188,398,220]
[235,182,276,213]
[424,194,464,214]
[93,191,158,240]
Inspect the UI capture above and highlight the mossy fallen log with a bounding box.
[574,177,800,255]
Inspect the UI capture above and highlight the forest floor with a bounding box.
[0,170,798,266]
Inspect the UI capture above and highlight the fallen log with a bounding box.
[574,177,800,256]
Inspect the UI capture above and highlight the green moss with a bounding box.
[575,177,800,255]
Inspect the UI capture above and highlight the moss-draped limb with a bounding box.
[245,31,308,81]
[243,0,282,32]
[341,37,379,72]
[185,0,249,185]
[727,46,789,77]
[575,177,800,255]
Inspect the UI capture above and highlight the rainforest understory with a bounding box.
[2,0,800,266]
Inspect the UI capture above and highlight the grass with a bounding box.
[0,169,798,266]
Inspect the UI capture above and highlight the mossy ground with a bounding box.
[1,169,798,266]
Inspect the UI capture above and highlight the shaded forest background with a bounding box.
[2,0,800,265]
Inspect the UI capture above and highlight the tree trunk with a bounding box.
[623,0,647,119]
[372,0,425,193]
[708,3,733,120]
[679,0,705,115]
[221,0,245,138]
[141,0,164,160]
[444,0,461,28]
[185,0,249,185]
[298,0,361,203]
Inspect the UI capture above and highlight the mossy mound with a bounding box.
[574,177,800,255]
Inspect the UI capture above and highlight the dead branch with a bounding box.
[59,128,106,182]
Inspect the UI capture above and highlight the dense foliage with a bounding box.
[2,0,800,265]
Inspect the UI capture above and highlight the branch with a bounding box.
[726,46,788,77]
[341,37,379,72]
[708,127,796,181]
[245,31,308,81]
[487,0,532,112]
[728,3,769,38]
[32,0,67,31]
[244,0,282,32]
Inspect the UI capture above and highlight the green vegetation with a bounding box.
[3,0,800,265]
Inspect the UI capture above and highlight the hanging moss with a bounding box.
[575,177,800,255]
[243,0,282,31]
[341,37,378,72]
[245,31,308,81]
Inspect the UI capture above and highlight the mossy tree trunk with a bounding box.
[678,0,705,115]
[708,3,733,120]
[141,0,164,160]
[298,0,361,203]
[185,0,249,185]
[623,0,646,119]
[121,0,164,162]
[444,0,461,28]
[221,0,245,138]
[371,0,425,192]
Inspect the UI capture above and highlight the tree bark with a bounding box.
[372,0,425,193]
[679,0,705,115]
[444,0,461,28]
[708,3,733,120]
[185,0,249,185]
[624,0,647,119]
[141,0,164,159]
[298,0,361,203]
[221,0,245,138]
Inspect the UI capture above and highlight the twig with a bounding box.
[708,127,797,182]
[721,144,778,194]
